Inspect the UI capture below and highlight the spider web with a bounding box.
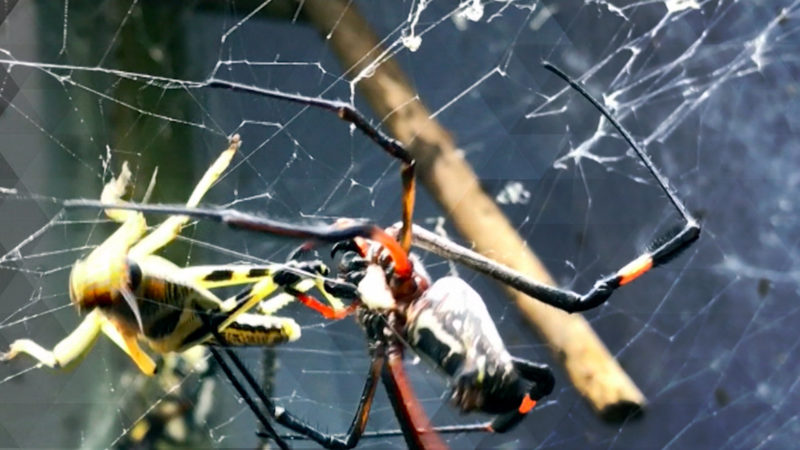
[0,1,798,448]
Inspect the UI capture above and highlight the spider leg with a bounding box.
[512,358,555,401]
[409,214,698,313]
[527,63,701,312]
[381,339,447,449]
[206,345,289,450]
[180,260,358,323]
[487,358,554,433]
[207,318,384,450]
[210,260,358,331]
[399,162,416,253]
[229,324,445,449]
[211,307,441,449]
[71,198,696,313]
[221,215,413,280]
[65,201,418,281]
[204,80,417,252]
[265,342,384,449]
[559,222,699,312]
[129,135,240,259]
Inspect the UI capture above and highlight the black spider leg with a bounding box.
[513,62,702,312]
[543,62,696,224]
[200,317,289,450]
[64,198,680,313]
[212,268,380,449]
[240,312,448,449]
[207,349,286,448]
[362,311,447,450]
[489,358,555,433]
[62,198,582,306]
[60,201,377,240]
[326,62,703,314]
[63,200,416,282]
[236,314,552,445]
[234,340,385,449]
[206,277,385,450]
[202,308,385,450]
[202,78,417,253]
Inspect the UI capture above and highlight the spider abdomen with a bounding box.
[405,276,527,414]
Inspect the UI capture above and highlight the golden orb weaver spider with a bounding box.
[61,62,700,449]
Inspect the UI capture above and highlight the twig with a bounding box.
[299,0,645,420]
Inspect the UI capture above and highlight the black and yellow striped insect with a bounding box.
[0,135,353,375]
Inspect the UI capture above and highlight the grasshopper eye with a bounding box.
[127,259,142,291]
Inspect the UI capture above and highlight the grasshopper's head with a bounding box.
[68,254,132,310]
[69,255,144,332]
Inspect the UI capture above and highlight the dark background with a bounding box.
[0,1,797,448]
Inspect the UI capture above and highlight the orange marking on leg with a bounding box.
[518,394,537,414]
[296,294,356,320]
[368,228,412,279]
[399,163,416,254]
[334,219,412,280]
[618,255,654,285]
[352,236,372,257]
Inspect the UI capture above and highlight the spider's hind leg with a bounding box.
[512,357,555,401]
[485,358,555,433]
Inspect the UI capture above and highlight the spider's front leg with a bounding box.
[251,259,361,321]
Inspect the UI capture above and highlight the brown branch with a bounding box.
[298,0,645,420]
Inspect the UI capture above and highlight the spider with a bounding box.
[64,62,700,448]
[0,135,360,377]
